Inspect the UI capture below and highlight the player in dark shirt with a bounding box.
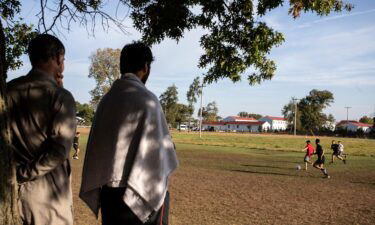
[73,132,80,159]
[330,140,346,164]
[313,139,330,178]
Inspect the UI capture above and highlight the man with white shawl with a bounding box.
[80,42,178,225]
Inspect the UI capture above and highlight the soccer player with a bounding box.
[338,141,347,163]
[313,139,330,178]
[72,131,80,159]
[330,140,346,164]
[301,140,314,170]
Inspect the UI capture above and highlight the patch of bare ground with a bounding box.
[71,142,375,225]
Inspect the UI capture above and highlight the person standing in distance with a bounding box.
[7,34,76,225]
[80,42,178,225]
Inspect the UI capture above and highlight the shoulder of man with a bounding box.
[6,76,27,90]
[55,87,76,108]
[142,89,162,110]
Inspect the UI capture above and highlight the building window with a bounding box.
[237,125,239,128]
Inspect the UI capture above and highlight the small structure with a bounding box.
[76,116,85,125]
[259,116,288,131]
[336,120,372,133]
[177,124,188,131]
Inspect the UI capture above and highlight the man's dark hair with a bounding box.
[120,42,154,74]
[316,139,320,144]
[306,140,310,144]
[27,34,65,66]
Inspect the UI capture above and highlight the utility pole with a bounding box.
[199,81,204,139]
[345,106,351,131]
[292,98,299,136]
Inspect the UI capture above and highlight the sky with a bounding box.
[7,0,375,122]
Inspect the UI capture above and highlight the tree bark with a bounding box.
[0,19,21,225]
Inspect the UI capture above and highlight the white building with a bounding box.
[259,116,288,131]
[202,121,271,132]
[336,120,372,133]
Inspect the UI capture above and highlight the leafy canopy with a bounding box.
[359,116,373,125]
[0,1,36,77]
[76,101,95,125]
[186,76,201,115]
[237,112,262,119]
[282,89,334,132]
[159,84,179,125]
[88,48,121,107]
[1,0,353,85]
[199,101,219,122]
[131,0,353,85]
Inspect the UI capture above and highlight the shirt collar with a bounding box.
[120,73,144,85]
[27,68,57,85]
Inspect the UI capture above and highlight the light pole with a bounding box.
[199,81,205,139]
[292,98,299,136]
[345,106,351,131]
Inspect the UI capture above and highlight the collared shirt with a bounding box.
[7,69,76,225]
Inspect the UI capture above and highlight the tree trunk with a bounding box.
[0,19,21,225]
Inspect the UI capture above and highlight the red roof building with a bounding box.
[336,120,372,133]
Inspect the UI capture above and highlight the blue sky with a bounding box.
[8,0,375,122]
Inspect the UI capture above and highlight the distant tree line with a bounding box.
[237,112,262,119]
[76,102,95,126]
[282,89,375,138]
[159,78,221,128]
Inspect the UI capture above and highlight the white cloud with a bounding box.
[295,8,375,29]
[270,23,375,87]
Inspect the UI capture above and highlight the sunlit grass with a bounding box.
[171,131,375,157]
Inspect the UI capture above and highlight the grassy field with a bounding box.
[172,131,375,156]
[72,129,375,225]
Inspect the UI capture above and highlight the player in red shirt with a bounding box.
[301,140,314,170]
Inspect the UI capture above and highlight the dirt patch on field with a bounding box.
[71,143,375,225]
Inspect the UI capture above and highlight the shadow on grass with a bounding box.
[241,164,292,170]
[230,169,302,177]
[350,181,375,186]
[231,168,323,179]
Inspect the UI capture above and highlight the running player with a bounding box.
[301,140,314,170]
[313,139,330,178]
[73,132,80,159]
[330,140,346,164]
[338,141,347,163]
